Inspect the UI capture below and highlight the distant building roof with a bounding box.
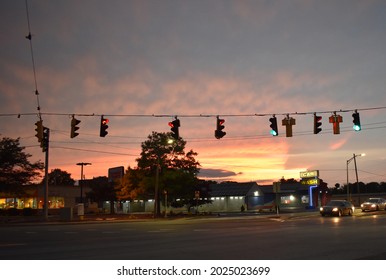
[259,183,310,194]
[208,182,313,197]
[209,182,259,197]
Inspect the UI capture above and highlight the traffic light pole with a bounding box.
[43,128,49,221]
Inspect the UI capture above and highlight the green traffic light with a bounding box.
[352,112,361,131]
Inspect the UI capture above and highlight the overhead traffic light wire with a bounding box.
[1,105,386,119]
[25,0,43,121]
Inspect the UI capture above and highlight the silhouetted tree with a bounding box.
[86,176,116,213]
[117,132,200,216]
[0,137,43,196]
[46,168,75,186]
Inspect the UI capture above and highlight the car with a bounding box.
[320,200,355,217]
[361,198,386,212]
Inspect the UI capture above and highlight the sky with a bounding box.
[1,0,386,187]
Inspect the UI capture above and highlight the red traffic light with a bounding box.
[215,117,226,139]
[100,116,109,137]
[169,118,180,139]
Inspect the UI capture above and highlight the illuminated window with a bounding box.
[281,195,296,204]
[301,196,309,204]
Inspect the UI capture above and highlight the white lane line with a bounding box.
[193,229,211,232]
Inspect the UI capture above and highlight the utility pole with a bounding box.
[76,162,92,203]
[43,128,49,221]
[154,157,160,218]
[353,154,360,205]
[346,153,365,205]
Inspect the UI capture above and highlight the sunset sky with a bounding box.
[1,0,386,187]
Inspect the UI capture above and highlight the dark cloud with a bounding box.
[199,168,242,179]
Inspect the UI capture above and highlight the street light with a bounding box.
[76,162,92,203]
[346,153,365,205]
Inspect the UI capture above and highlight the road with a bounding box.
[1,212,386,260]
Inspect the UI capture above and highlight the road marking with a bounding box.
[193,229,211,232]
[146,228,176,233]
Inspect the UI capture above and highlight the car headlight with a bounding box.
[320,207,324,211]
[361,204,364,207]
[371,204,377,208]
[332,207,338,212]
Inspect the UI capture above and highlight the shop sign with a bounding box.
[300,170,319,178]
[301,178,320,185]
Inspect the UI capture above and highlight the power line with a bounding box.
[50,146,137,156]
[25,0,42,121]
[1,105,386,118]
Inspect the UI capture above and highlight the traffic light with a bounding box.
[41,127,49,152]
[168,118,180,140]
[35,120,43,143]
[329,113,343,134]
[215,116,226,139]
[314,114,322,134]
[282,115,296,137]
[269,116,278,136]
[99,115,109,137]
[352,111,361,131]
[70,116,81,138]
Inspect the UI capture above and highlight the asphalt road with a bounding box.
[1,211,386,260]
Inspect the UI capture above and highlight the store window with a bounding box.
[281,195,296,204]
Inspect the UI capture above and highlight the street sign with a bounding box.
[300,170,319,178]
[108,166,124,182]
[301,178,320,185]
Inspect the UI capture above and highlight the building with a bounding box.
[0,179,353,215]
[197,181,330,213]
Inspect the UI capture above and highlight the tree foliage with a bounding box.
[117,132,200,208]
[46,168,75,186]
[86,176,117,213]
[330,181,386,194]
[0,137,43,195]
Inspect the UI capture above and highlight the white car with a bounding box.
[361,198,386,212]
